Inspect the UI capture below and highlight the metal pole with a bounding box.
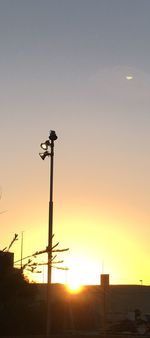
[39,130,57,337]
[46,131,57,337]
[46,140,54,337]
[48,139,54,284]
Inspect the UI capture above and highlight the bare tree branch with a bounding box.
[52,248,69,252]
[8,233,18,251]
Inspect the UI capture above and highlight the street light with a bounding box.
[39,151,50,160]
[39,130,58,337]
[40,140,50,150]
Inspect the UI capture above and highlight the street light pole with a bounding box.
[48,134,54,285]
[39,130,58,337]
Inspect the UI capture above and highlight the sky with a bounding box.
[0,0,150,285]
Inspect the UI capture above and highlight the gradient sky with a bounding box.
[1,0,150,285]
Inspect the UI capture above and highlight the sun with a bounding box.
[66,279,82,293]
[64,256,85,293]
[64,254,100,289]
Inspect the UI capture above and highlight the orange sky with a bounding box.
[1,1,150,286]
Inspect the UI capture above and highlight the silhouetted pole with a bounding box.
[101,274,109,337]
[47,132,57,337]
[21,231,24,273]
[39,130,58,337]
[48,133,54,284]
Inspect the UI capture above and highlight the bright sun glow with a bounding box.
[63,255,98,291]
[65,257,83,293]
[66,279,82,293]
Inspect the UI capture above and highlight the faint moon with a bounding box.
[126,75,133,80]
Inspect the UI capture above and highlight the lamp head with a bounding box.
[49,130,58,141]
[40,140,50,150]
[39,151,50,160]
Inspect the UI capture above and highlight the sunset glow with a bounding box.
[66,280,82,293]
[1,1,150,287]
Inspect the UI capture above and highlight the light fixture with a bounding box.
[49,130,58,141]
[40,140,50,150]
[39,151,50,160]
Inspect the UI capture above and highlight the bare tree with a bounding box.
[14,234,69,276]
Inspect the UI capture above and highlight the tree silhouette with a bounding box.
[0,258,40,335]
[14,234,69,278]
